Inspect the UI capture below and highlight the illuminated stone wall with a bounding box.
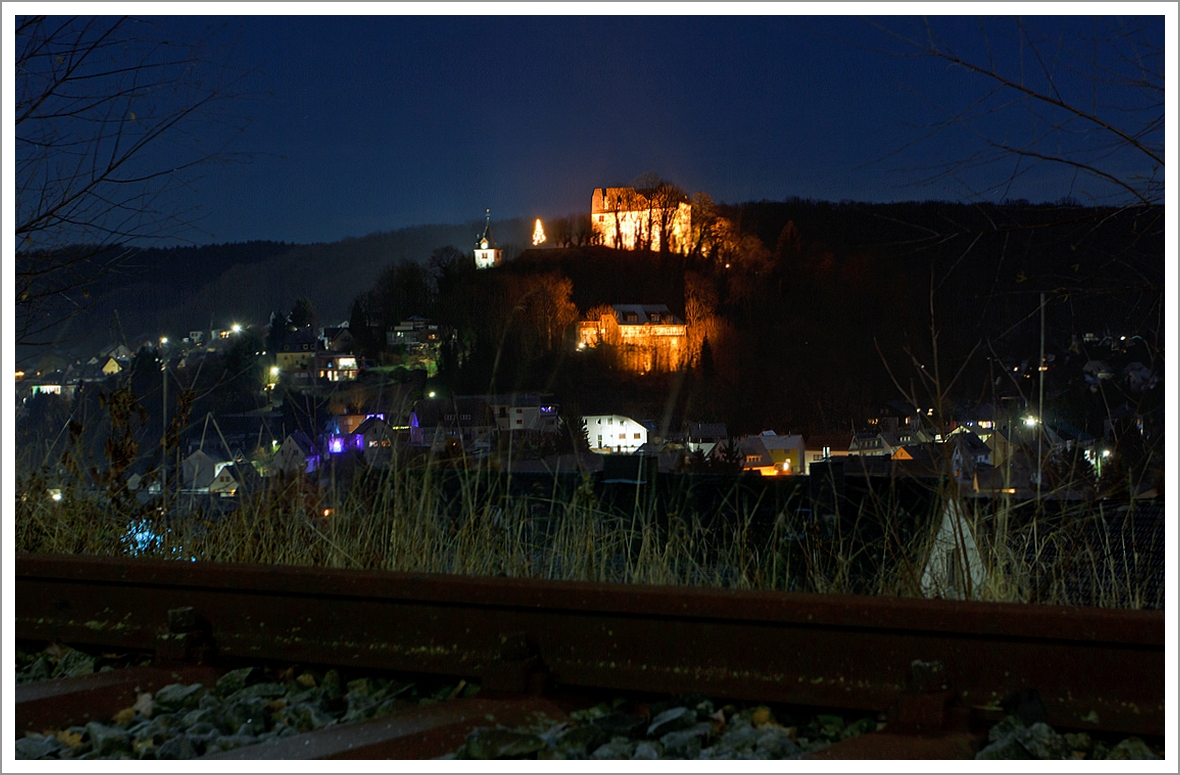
[591,187,692,253]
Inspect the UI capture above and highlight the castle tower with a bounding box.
[473,209,502,269]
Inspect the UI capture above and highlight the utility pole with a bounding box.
[161,358,167,499]
[1037,292,1045,502]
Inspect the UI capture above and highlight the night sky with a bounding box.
[80,10,1163,246]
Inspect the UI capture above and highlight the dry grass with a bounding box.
[13,449,1159,609]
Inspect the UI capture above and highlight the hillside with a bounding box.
[21,218,534,361]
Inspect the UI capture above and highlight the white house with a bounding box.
[273,431,319,475]
[583,414,648,454]
[488,394,560,434]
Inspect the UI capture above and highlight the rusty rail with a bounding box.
[15,554,1165,737]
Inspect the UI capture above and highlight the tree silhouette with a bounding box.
[15,16,254,348]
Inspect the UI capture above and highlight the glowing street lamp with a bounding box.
[231,323,242,334]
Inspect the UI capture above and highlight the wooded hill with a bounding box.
[21,199,1162,439]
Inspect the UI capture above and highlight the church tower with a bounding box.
[473,209,502,269]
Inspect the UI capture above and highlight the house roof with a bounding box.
[355,416,393,435]
[806,434,853,451]
[211,462,262,491]
[759,433,804,450]
[412,397,493,427]
[285,430,317,455]
[486,393,558,408]
[611,304,684,326]
[686,423,728,441]
[951,430,990,455]
[278,328,319,350]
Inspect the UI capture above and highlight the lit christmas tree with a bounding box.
[532,218,546,246]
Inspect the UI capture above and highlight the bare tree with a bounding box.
[864,17,1164,501]
[868,16,1163,206]
[15,15,254,347]
[635,174,689,254]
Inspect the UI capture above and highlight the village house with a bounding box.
[356,416,400,467]
[684,422,728,457]
[410,396,496,451]
[578,304,688,373]
[590,187,692,253]
[736,431,806,476]
[273,430,319,475]
[314,352,360,382]
[487,393,561,434]
[320,325,355,353]
[583,414,648,454]
[274,329,319,381]
[803,433,853,475]
[208,461,262,498]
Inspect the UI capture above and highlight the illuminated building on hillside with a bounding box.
[591,187,691,253]
[578,304,688,373]
[473,209,502,269]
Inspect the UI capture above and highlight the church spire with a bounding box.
[473,208,502,269]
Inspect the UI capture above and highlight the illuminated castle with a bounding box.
[578,304,688,373]
[473,209,502,269]
[591,187,692,253]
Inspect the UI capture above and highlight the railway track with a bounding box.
[15,554,1165,759]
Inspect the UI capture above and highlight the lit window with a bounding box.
[634,433,641,439]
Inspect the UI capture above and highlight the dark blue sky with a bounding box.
[122,13,1167,244]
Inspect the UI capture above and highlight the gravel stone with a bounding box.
[988,713,1026,743]
[591,712,647,737]
[591,736,637,759]
[15,734,64,759]
[85,722,130,757]
[1013,722,1069,759]
[154,682,206,712]
[464,728,547,758]
[209,733,261,754]
[976,736,1033,760]
[53,649,95,679]
[553,723,608,756]
[647,706,696,736]
[755,725,802,759]
[659,722,713,758]
[225,681,287,703]
[155,733,197,759]
[215,666,267,697]
[633,740,663,759]
[1107,737,1160,760]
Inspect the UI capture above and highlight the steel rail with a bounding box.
[15,554,1164,736]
